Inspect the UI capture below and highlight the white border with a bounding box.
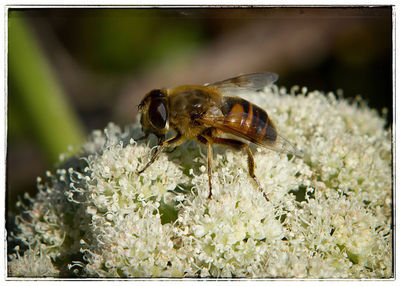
[1,2,397,285]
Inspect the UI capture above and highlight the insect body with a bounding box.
[137,73,301,199]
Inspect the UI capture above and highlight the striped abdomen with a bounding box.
[221,96,277,143]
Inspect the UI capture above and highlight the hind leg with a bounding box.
[199,130,267,200]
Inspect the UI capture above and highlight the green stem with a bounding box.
[8,12,85,162]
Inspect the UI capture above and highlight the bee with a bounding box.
[136,73,301,199]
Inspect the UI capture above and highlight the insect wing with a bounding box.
[198,113,302,157]
[207,72,279,94]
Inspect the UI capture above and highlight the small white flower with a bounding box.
[8,86,391,278]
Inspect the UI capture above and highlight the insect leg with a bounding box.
[207,142,213,199]
[197,134,214,199]
[206,136,267,200]
[136,131,183,175]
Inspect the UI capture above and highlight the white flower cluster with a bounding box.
[8,85,392,278]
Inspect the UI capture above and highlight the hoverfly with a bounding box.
[136,73,301,199]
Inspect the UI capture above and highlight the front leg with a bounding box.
[136,132,183,175]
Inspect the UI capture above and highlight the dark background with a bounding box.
[7,7,392,218]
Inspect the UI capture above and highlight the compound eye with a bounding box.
[149,89,165,98]
[148,99,167,129]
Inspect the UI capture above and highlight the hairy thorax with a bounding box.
[168,86,222,139]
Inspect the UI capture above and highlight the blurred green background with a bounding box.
[7,7,392,219]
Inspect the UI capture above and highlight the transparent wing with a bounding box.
[197,113,302,157]
[206,72,279,94]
